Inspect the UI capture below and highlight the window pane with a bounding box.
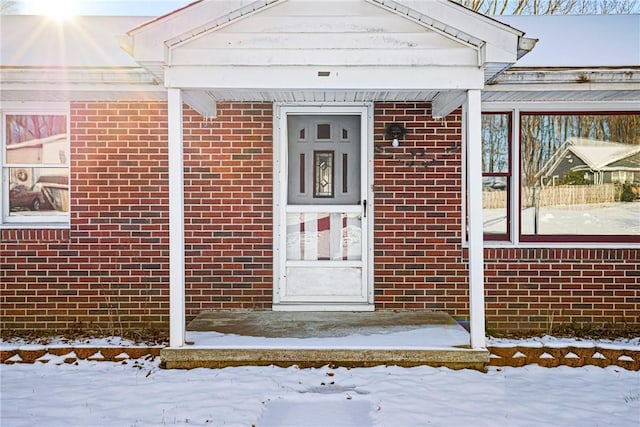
[481,113,510,238]
[483,177,507,235]
[8,167,69,215]
[5,115,67,165]
[521,113,640,237]
[317,124,331,140]
[482,113,509,173]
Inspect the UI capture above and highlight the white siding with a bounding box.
[170,0,476,68]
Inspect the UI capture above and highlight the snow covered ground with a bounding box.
[1,335,638,426]
[1,344,639,426]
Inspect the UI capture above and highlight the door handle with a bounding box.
[363,199,367,218]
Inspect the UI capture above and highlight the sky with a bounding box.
[14,0,193,16]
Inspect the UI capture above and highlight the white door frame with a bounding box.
[272,103,375,311]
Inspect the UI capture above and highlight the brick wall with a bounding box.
[1,102,171,330]
[485,248,639,331]
[373,103,639,330]
[373,103,469,313]
[1,101,638,333]
[182,103,273,314]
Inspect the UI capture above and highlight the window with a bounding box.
[2,106,70,226]
[481,113,511,240]
[520,112,639,242]
[478,110,640,245]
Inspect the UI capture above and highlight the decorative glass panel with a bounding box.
[299,153,305,193]
[314,151,334,198]
[286,212,362,261]
[317,123,331,140]
[342,153,348,193]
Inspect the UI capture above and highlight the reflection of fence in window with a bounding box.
[482,190,507,209]
[521,184,617,208]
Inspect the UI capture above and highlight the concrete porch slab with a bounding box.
[161,311,489,370]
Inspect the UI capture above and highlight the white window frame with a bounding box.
[477,101,640,249]
[1,102,71,228]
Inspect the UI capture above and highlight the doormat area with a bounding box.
[258,398,373,427]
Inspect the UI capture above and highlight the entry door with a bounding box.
[277,114,369,308]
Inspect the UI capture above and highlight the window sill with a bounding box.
[477,240,640,249]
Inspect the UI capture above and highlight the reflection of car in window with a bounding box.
[9,183,53,211]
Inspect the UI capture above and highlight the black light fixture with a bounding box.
[386,123,407,148]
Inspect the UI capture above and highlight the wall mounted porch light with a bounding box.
[386,123,407,148]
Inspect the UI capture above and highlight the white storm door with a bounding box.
[276,111,371,309]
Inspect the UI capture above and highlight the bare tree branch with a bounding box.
[453,0,640,14]
[0,0,17,14]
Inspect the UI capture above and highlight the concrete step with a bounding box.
[161,310,489,370]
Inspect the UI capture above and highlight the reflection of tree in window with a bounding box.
[3,114,70,219]
[520,112,640,239]
[481,113,511,239]
[521,113,640,188]
[6,115,66,145]
[482,114,509,173]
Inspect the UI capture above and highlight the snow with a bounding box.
[483,202,640,235]
[1,334,638,426]
[499,15,640,68]
[0,336,161,350]
[487,335,640,350]
[1,359,639,426]
[3,333,638,352]
[184,323,471,350]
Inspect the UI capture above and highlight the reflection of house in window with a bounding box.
[6,133,67,168]
[538,138,640,186]
[6,133,69,212]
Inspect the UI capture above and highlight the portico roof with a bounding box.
[121,0,534,117]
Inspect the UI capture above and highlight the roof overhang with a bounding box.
[122,0,533,117]
[483,68,640,104]
[0,15,165,102]
[0,67,166,102]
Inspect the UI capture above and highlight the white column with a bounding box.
[168,88,186,348]
[465,89,486,349]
